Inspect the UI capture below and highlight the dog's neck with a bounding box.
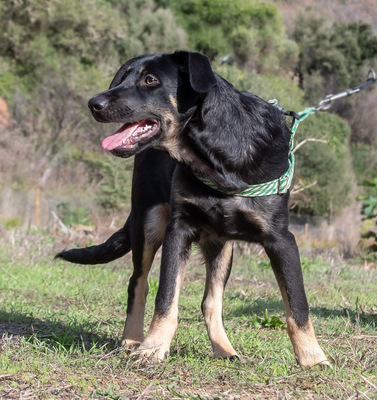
[173,78,291,193]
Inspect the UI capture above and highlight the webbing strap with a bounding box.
[198,151,295,196]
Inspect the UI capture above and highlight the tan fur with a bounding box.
[144,203,171,245]
[132,270,187,360]
[169,94,178,109]
[161,112,182,161]
[202,240,238,358]
[122,204,171,347]
[121,243,155,347]
[279,284,329,367]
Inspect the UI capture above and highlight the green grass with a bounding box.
[0,233,376,399]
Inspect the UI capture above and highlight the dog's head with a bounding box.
[89,51,217,158]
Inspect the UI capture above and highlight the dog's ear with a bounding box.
[173,51,217,93]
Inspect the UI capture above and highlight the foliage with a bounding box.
[293,10,377,143]
[352,144,377,183]
[1,216,22,230]
[74,150,134,211]
[163,0,298,73]
[56,202,90,227]
[250,309,284,329]
[357,178,377,253]
[293,112,352,217]
[294,12,377,92]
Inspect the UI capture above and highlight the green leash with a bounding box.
[196,69,377,197]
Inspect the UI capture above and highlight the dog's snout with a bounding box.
[88,95,109,112]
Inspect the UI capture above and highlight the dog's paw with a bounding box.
[295,350,331,369]
[122,338,142,350]
[127,340,170,362]
[214,350,242,362]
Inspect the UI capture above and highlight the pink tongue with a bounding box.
[102,122,140,151]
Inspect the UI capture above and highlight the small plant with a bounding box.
[251,309,284,329]
[56,202,90,227]
[2,217,22,230]
[357,178,377,253]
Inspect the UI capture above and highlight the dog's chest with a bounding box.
[178,196,268,241]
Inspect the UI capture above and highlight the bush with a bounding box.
[74,150,134,212]
[292,112,352,217]
[357,178,377,254]
[165,0,298,73]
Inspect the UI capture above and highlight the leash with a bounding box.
[196,69,377,197]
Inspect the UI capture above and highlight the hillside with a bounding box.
[276,0,377,35]
[0,0,376,253]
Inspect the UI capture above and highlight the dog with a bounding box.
[57,51,329,366]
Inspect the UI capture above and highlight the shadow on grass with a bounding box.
[227,297,377,330]
[0,310,118,352]
[229,297,285,318]
[311,306,377,330]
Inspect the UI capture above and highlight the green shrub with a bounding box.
[166,0,298,73]
[357,178,377,254]
[75,151,133,212]
[56,202,90,227]
[293,112,352,217]
[2,217,22,230]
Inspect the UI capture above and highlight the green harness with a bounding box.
[196,103,316,197]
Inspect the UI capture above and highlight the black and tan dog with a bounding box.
[57,51,329,366]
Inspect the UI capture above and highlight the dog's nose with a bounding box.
[88,95,109,112]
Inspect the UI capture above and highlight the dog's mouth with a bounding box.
[102,119,161,151]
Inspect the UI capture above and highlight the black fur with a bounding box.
[56,51,328,365]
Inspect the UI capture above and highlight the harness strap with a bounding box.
[198,151,295,197]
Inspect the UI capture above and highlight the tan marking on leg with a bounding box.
[121,243,155,347]
[202,240,238,359]
[122,205,170,347]
[132,271,186,360]
[279,285,329,367]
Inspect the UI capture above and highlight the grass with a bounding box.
[0,232,376,399]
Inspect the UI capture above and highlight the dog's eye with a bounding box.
[144,75,159,86]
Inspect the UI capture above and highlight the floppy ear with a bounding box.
[173,51,217,93]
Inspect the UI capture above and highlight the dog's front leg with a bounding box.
[264,230,330,367]
[132,220,192,360]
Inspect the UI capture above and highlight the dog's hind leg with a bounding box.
[263,230,329,367]
[200,237,238,359]
[122,203,170,348]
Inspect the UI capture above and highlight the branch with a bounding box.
[291,180,318,195]
[293,138,328,153]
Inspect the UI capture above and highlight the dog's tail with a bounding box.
[55,218,131,265]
